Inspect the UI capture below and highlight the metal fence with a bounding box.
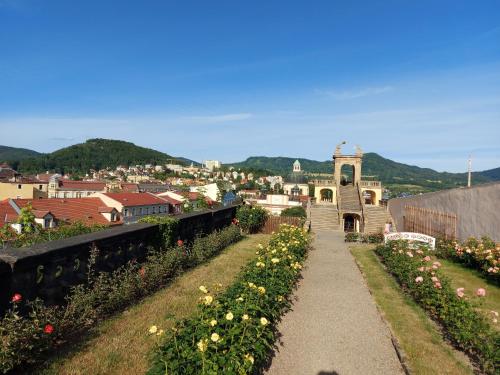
[403,205,457,239]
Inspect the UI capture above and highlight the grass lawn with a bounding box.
[438,259,500,329]
[350,244,473,375]
[39,233,270,375]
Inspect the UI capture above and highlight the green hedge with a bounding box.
[376,241,500,374]
[0,224,242,374]
[148,224,310,374]
[345,232,384,244]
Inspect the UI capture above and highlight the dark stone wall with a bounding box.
[0,205,238,314]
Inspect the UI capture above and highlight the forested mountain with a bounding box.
[4,139,180,174]
[0,146,41,162]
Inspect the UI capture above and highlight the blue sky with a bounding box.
[1,0,499,172]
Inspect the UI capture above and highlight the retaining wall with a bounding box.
[388,182,500,241]
[0,205,237,313]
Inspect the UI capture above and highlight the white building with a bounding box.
[255,194,302,216]
[204,160,222,171]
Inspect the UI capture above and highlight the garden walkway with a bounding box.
[267,230,404,375]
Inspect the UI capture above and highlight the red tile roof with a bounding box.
[102,192,169,207]
[59,180,107,191]
[158,195,183,205]
[0,199,17,227]
[13,198,120,226]
[120,183,139,192]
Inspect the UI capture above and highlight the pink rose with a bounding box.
[434,282,442,289]
[432,261,441,268]
[423,256,431,262]
[418,266,425,272]
[415,276,423,283]
[406,251,414,258]
[476,288,486,297]
[456,288,465,298]
[431,276,439,283]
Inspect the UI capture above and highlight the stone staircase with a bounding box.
[310,204,341,231]
[339,185,362,211]
[364,205,391,234]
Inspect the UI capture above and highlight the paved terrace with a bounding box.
[267,230,404,375]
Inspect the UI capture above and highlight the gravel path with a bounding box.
[266,230,404,375]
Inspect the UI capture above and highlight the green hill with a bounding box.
[0,146,41,162]
[11,139,179,174]
[228,154,499,192]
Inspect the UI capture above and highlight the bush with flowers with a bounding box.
[345,232,384,244]
[235,205,268,234]
[436,236,500,283]
[376,240,500,374]
[0,225,242,374]
[148,224,310,375]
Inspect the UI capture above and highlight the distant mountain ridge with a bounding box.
[0,146,41,162]
[228,154,499,191]
[2,139,184,174]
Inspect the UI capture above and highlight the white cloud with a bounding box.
[317,86,394,100]
[181,113,253,123]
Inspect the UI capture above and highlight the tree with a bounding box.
[17,203,37,234]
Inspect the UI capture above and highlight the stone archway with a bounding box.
[320,188,333,202]
[343,213,360,232]
[363,190,376,205]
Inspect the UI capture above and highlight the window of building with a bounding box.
[39,185,43,190]
[17,184,22,189]
[124,208,129,217]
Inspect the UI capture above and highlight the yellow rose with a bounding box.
[210,319,217,327]
[203,295,214,305]
[148,325,158,334]
[226,312,234,321]
[197,338,208,352]
[211,333,220,342]
[260,317,269,326]
[271,258,279,264]
[199,285,208,294]
[258,286,266,294]
[242,314,249,321]
[236,296,244,302]
[244,353,255,364]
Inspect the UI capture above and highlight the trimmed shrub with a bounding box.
[236,205,268,234]
[148,224,310,375]
[376,241,500,374]
[281,206,306,218]
[0,225,242,374]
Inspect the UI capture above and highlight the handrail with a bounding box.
[356,182,366,232]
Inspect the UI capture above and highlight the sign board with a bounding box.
[384,232,436,250]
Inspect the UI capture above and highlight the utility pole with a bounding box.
[467,155,472,188]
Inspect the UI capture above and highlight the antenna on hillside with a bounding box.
[467,155,472,188]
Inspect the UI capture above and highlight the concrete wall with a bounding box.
[388,182,500,241]
[0,205,237,313]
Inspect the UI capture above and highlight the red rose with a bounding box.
[139,267,146,278]
[11,293,22,303]
[177,239,184,247]
[43,324,54,334]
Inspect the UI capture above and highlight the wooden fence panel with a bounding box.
[260,216,303,234]
[403,205,457,239]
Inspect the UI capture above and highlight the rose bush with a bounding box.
[436,236,499,283]
[345,232,384,244]
[376,240,500,374]
[148,224,310,375]
[0,225,242,374]
[235,205,268,234]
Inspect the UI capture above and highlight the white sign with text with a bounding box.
[384,232,436,250]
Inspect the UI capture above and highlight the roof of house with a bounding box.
[158,195,183,205]
[120,183,139,192]
[102,192,169,207]
[0,199,18,227]
[13,198,120,226]
[58,180,107,191]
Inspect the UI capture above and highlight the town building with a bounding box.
[48,175,106,198]
[255,194,303,216]
[203,160,222,171]
[0,178,48,200]
[93,192,171,223]
[283,160,310,197]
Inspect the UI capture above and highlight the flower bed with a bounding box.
[0,225,242,374]
[345,232,384,244]
[436,237,499,283]
[148,224,309,375]
[376,241,500,374]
